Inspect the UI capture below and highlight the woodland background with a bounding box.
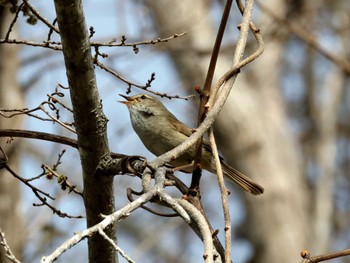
[0,0,350,262]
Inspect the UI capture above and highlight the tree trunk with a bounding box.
[53,1,117,262]
[0,7,25,263]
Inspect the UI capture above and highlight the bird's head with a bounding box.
[118,94,170,117]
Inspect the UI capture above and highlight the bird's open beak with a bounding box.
[118,94,135,105]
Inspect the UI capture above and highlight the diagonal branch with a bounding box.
[256,0,350,75]
[149,0,264,179]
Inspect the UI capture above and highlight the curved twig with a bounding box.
[22,0,60,34]
[126,187,178,217]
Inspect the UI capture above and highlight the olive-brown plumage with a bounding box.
[119,94,264,195]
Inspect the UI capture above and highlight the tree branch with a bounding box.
[0,229,21,263]
[256,0,350,75]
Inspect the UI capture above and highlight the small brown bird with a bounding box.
[119,94,264,195]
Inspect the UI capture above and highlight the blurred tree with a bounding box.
[0,6,25,263]
[145,0,350,262]
[0,0,350,263]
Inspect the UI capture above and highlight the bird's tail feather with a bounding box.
[222,162,264,195]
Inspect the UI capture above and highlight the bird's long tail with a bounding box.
[221,162,264,195]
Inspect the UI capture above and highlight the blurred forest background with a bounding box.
[1,0,350,262]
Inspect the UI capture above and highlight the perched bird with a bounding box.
[119,93,264,195]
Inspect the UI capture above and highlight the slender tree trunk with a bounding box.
[0,7,25,263]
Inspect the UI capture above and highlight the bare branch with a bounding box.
[192,0,233,192]
[0,229,21,263]
[43,165,83,197]
[96,60,194,100]
[178,199,215,263]
[22,0,60,34]
[4,3,24,40]
[0,33,186,53]
[0,129,78,148]
[209,128,231,262]
[300,249,350,263]
[41,168,185,262]
[40,186,154,262]
[149,0,264,172]
[98,229,135,263]
[0,38,63,50]
[1,96,75,132]
[256,0,350,75]
[2,162,83,219]
[90,32,186,48]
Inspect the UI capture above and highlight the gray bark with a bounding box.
[53,1,117,262]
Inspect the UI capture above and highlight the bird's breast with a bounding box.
[131,115,177,156]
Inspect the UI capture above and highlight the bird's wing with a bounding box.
[171,119,224,160]
[170,118,193,137]
[202,139,213,152]
[202,138,225,161]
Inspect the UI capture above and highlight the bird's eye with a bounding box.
[140,95,147,100]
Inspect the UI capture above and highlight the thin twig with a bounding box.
[47,94,73,113]
[90,32,186,48]
[98,229,135,263]
[3,163,83,218]
[43,165,83,197]
[4,164,54,200]
[0,99,75,132]
[1,32,186,55]
[178,199,214,263]
[209,128,231,262]
[22,0,60,34]
[256,0,350,75]
[0,39,63,50]
[0,229,21,263]
[96,60,194,100]
[4,3,24,40]
[39,105,75,132]
[192,0,233,192]
[300,249,350,263]
[148,0,264,181]
[207,0,264,108]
